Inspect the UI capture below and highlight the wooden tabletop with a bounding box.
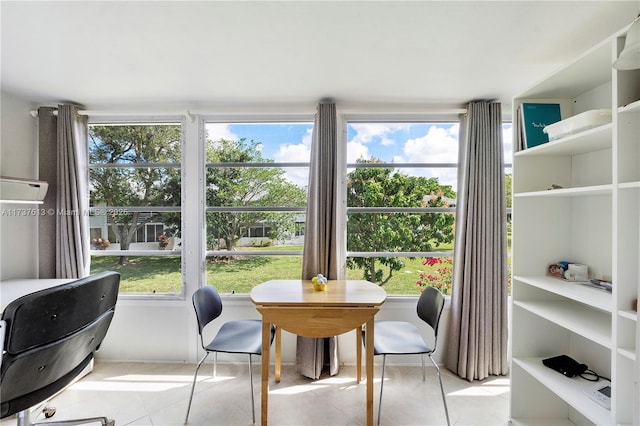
[250,279,387,307]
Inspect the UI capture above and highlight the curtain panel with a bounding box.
[296,102,341,379]
[445,101,509,381]
[38,105,89,279]
[56,105,90,278]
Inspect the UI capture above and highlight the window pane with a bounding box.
[206,123,312,164]
[204,122,311,294]
[90,211,181,251]
[90,167,181,207]
[347,212,455,253]
[88,122,182,297]
[345,255,447,296]
[206,166,307,207]
[89,124,181,163]
[347,122,459,164]
[206,212,304,250]
[206,254,303,294]
[90,255,182,294]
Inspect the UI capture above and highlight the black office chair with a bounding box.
[368,286,450,426]
[0,271,120,426]
[184,285,275,425]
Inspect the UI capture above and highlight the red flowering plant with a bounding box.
[91,237,111,250]
[416,257,453,295]
[158,234,171,250]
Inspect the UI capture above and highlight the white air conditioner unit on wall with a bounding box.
[0,176,49,204]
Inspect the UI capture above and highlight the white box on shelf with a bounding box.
[543,109,612,141]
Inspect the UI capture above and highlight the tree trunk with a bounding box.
[111,212,141,265]
[367,258,376,284]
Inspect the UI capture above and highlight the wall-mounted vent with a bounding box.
[0,176,49,204]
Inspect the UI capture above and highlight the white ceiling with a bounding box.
[2,1,639,112]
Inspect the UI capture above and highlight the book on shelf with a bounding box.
[520,103,562,148]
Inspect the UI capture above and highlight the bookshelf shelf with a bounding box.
[513,184,612,198]
[512,358,612,425]
[514,123,612,157]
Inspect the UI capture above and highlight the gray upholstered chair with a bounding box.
[368,286,450,426]
[184,285,275,424]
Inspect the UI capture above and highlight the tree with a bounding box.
[346,159,455,285]
[206,138,306,253]
[89,124,181,265]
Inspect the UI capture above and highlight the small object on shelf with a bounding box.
[542,354,588,378]
[579,279,612,293]
[589,279,613,291]
[548,262,589,282]
[543,109,612,141]
[547,264,565,278]
[634,299,638,312]
[547,184,564,190]
[564,263,588,281]
[520,103,562,148]
[584,382,612,410]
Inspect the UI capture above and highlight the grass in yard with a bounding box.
[91,236,513,296]
[90,255,182,294]
[90,246,449,295]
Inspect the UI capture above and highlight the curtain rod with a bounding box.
[29,110,179,118]
[29,106,469,118]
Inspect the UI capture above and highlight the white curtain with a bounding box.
[445,101,509,381]
[56,105,90,278]
[296,101,341,379]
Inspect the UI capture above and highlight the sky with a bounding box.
[206,122,513,190]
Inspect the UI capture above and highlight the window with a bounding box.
[87,121,183,296]
[345,120,513,296]
[204,121,312,294]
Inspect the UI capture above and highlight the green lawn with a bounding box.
[91,233,511,296]
[90,245,452,295]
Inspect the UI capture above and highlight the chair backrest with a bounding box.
[1,271,120,419]
[416,286,445,341]
[192,285,223,341]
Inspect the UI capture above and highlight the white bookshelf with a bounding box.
[510,21,640,426]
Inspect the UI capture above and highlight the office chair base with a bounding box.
[16,409,115,426]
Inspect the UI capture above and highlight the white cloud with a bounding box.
[273,127,313,187]
[502,124,513,163]
[273,127,313,162]
[347,141,370,163]
[205,124,238,141]
[274,143,310,163]
[349,123,411,145]
[380,137,395,146]
[403,124,459,163]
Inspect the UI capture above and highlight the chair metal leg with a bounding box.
[421,353,426,381]
[377,355,386,426]
[16,410,31,426]
[213,352,218,378]
[248,354,255,424]
[184,352,210,424]
[428,354,450,426]
[33,416,115,425]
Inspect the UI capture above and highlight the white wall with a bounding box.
[98,294,451,367]
[0,91,39,280]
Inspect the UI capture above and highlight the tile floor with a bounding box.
[2,362,510,426]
